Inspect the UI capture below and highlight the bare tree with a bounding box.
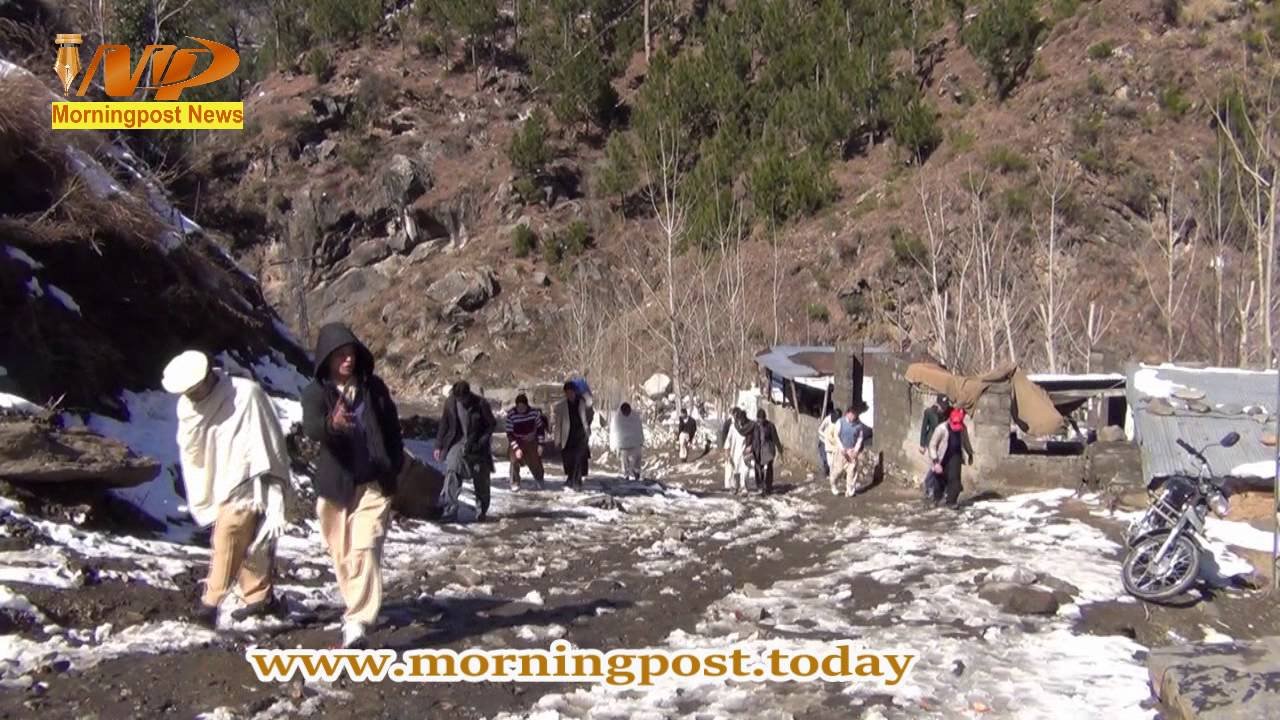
[1137,171,1202,362]
[1032,155,1078,373]
[912,177,975,370]
[620,125,698,415]
[1212,60,1278,367]
[1067,302,1115,373]
[963,171,1024,367]
[1203,139,1244,365]
[559,269,613,384]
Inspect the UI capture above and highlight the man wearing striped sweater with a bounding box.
[506,393,547,490]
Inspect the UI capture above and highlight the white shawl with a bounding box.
[608,410,644,451]
[176,372,290,534]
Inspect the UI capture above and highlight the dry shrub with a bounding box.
[1179,0,1231,28]
[0,74,63,185]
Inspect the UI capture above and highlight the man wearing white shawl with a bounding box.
[163,350,290,628]
[608,402,645,482]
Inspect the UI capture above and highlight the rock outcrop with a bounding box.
[1149,638,1280,719]
[0,419,158,488]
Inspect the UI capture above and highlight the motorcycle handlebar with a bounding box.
[1176,438,1203,460]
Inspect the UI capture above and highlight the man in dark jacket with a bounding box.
[301,323,403,650]
[918,395,950,503]
[434,381,496,521]
[751,408,783,495]
[676,409,697,461]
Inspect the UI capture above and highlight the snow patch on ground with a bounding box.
[499,490,1155,720]
[2,245,41,270]
[1230,460,1276,479]
[1204,516,1276,553]
[0,621,217,689]
[44,283,81,315]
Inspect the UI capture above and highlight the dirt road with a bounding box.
[0,446,1268,719]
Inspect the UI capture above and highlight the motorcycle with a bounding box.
[1120,431,1240,602]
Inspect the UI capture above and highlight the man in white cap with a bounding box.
[162,350,291,629]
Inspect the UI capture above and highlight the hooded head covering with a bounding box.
[949,407,966,430]
[312,323,375,382]
[162,350,210,395]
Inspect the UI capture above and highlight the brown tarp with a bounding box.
[905,362,1065,437]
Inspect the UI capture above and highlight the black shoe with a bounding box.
[192,603,219,629]
[231,594,284,622]
[476,508,488,522]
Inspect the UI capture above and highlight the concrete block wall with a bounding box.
[761,402,822,472]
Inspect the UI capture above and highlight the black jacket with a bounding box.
[301,323,404,507]
[920,405,945,449]
[678,416,697,437]
[436,391,496,470]
[751,419,782,465]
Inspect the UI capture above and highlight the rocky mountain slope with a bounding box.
[184,0,1277,394]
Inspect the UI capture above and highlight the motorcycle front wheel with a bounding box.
[1121,531,1201,601]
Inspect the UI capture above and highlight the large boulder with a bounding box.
[427,267,498,314]
[977,582,1060,616]
[307,267,392,327]
[380,154,430,211]
[344,238,391,269]
[1150,638,1280,719]
[643,373,673,399]
[0,419,158,487]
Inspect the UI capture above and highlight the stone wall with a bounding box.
[760,401,823,472]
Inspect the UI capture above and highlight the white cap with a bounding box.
[161,350,210,394]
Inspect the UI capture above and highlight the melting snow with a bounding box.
[0,621,217,690]
[1131,368,1183,399]
[1230,460,1276,479]
[1204,516,1275,553]
[2,245,41,270]
[44,283,81,315]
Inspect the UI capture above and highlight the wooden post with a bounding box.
[790,379,802,425]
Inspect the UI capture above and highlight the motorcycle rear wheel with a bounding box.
[1121,531,1201,601]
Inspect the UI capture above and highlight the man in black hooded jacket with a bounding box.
[301,323,403,650]
[433,381,496,521]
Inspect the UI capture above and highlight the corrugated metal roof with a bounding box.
[1125,363,1279,484]
[755,345,833,379]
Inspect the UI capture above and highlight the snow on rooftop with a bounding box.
[1027,372,1125,383]
[0,393,43,415]
[1131,367,1185,399]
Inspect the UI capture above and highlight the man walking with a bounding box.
[720,408,754,494]
[164,350,290,630]
[609,402,645,482]
[300,323,404,649]
[553,380,593,490]
[505,393,547,491]
[676,409,697,462]
[919,395,950,504]
[829,403,869,497]
[751,408,783,495]
[435,381,496,521]
[927,407,975,508]
[816,405,840,480]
